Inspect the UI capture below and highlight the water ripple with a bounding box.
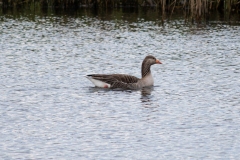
[0,11,240,159]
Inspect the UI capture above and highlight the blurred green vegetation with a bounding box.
[0,0,239,23]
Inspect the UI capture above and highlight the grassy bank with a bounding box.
[1,0,240,23]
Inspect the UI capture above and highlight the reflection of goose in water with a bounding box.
[141,86,154,96]
[140,86,154,104]
[86,55,162,89]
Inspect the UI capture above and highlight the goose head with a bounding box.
[143,55,162,65]
[141,55,162,78]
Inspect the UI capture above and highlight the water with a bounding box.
[1,9,240,159]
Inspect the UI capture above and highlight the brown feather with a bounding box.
[87,74,140,89]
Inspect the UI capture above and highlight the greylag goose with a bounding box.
[86,55,162,89]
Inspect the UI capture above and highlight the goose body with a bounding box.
[86,55,162,89]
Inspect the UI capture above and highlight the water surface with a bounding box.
[0,9,240,159]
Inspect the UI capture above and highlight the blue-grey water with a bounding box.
[1,9,240,159]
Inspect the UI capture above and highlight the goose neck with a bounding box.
[141,63,151,78]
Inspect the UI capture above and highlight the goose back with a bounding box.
[86,74,140,89]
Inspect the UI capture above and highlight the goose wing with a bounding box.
[110,74,139,83]
[87,74,140,89]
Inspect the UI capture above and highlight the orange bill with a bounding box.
[156,59,162,64]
